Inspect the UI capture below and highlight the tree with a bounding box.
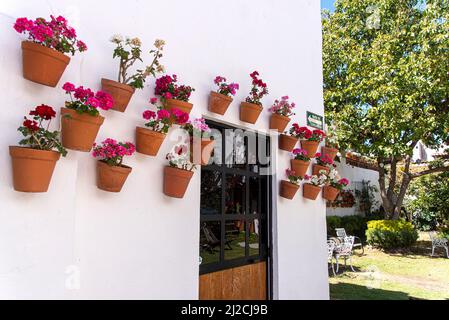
[322,0,449,219]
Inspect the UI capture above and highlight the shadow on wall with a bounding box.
[329,282,412,300]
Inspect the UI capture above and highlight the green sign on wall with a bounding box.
[306,111,324,130]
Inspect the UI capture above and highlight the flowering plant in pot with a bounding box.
[322,168,349,201]
[209,76,239,115]
[164,144,196,198]
[280,169,303,200]
[268,96,295,132]
[135,97,173,156]
[14,15,87,87]
[155,74,195,114]
[61,82,113,152]
[322,127,339,160]
[92,138,135,192]
[291,125,326,157]
[102,37,165,112]
[303,171,327,200]
[313,152,334,175]
[290,148,312,177]
[240,71,268,124]
[182,118,214,165]
[278,123,300,152]
[10,105,67,192]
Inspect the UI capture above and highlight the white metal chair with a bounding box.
[334,236,355,273]
[335,228,364,255]
[327,240,336,276]
[429,232,449,258]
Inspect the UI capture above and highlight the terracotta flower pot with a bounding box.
[135,127,166,156]
[61,107,105,152]
[312,164,330,176]
[101,78,135,113]
[322,146,339,161]
[9,146,60,192]
[191,139,215,165]
[300,140,320,158]
[209,91,233,115]
[280,180,300,200]
[21,41,70,87]
[323,185,340,201]
[240,102,263,124]
[163,166,194,198]
[270,114,291,133]
[303,183,321,200]
[279,134,298,152]
[97,161,132,193]
[291,159,310,177]
[164,98,193,114]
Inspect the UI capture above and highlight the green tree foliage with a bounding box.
[323,0,449,219]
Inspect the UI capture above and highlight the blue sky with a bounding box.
[321,0,335,11]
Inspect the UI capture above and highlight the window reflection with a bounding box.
[201,170,222,215]
[249,176,259,215]
[248,219,260,257]
[200,221,221,265]
[224,220,246,260]
[225,175,246,214]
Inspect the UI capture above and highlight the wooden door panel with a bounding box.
[199,262,266,300]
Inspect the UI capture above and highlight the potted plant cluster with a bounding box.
[14,15,87,87]
[155,74,195,114]
[268,96,295,133]
[322,168,349,201]
[102,36,165,112]
[313,152,334,175]
[240,71,268,124]
[164,144,196,198]
[136,98,172,156]
[9,105,67,192]
[303,172,327,200]
[209,76,239,115]
[61,82,113,151]
[280,169,303,200]
[290,148,312,177]
[182,118,214,166]
[294,126,326,157]
[92,138,135,192]
[279,123,300,152]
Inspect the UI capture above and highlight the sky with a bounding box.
[321,0,335,11]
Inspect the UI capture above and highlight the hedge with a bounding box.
[366,220,418,249]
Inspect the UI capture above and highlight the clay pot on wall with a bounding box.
[312,164,330,176]
[300,140,320,158]
[135,127,166,156]
[303,183,321,200]
[9,146,60,192]
[240,102,263,124]
[21,41,70,87]
[270,114,290,133]
[101,78,135,113]
[163,166,194,198]
[322,146,339,161]
[279,180,300,200]
[96,161,132,192]
[290,159,310,178]
[190,139,215,166]
[322,185,340,201]
[60,107,104,152]
[164,98,193,114]
[209,91,233,115]
[279,134,298,152]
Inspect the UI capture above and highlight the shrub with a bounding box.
[366,220,418,249]
[326,215,369,240]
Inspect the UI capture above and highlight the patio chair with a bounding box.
[201,223,232,253]
[429,232,449,258]
[334,236,355,273]
[335,228,364,255]
[327,240,336,276]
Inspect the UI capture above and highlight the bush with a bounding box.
[326,215,369,240]
[366,220,419,249]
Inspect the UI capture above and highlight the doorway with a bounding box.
[199,120,272,300]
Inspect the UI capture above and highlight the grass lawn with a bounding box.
[329,232,449,300]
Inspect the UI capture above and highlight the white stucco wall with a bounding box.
[0,0,328,299]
